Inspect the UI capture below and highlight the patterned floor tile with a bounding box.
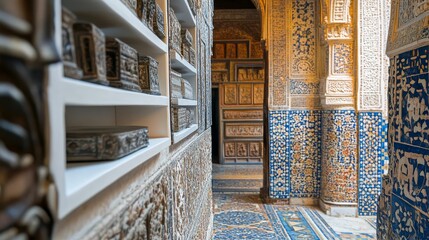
[213,193,377,240]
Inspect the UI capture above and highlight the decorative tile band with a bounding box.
[321,110,358,204]
[269,110,290,198]
[269,110,321,199]
[358,112,387,216]
[288,111,321,198]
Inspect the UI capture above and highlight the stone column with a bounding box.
[319,1,358,216]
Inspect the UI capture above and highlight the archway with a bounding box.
[211,0,267,193]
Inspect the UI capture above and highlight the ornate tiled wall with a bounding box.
[377,0,429,235]
[320,110,358,204]
[269,110,321,199]
[269,111,290,198]
[358,112,388,216]
[289,111,321,198]
[378,44,429,238]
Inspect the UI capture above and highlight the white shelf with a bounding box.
[171,98,197,106]
[61,137,170,217]
[172,124,198,143]
[63,0,167,56]
[170,0,196,28]
[62,77,169,106]
[170,51,197,77]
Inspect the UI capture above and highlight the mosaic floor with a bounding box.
[212,193,376,240]
[212,164,263,192]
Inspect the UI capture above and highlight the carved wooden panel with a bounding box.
[223,84,237,105]
[223,141,263,163]
[222,83,264,106]
[238,84,252,105]
[213,40,250,59]
[224,123,263,138]
[223,109,263,120]
[253,84,264,105]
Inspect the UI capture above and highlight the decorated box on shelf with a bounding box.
[189,47,196,66]
[62,8,83,80]
[138,55,160,95]
[181,29,193,63]
[171,70,183,99]
[73,22,109,85]
[186,108,195,127]
[66,126,149,162]
[181,79,193,99]
[105,38,142,92]
[153,3,165,39]
[146,0,156,31]
[168,8,182,54]
[137,0,148,26]
[172,107,188,132]
[120,0,138,16]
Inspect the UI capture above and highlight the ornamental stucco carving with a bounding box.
[387,0,429,55]
[358,0,390,111]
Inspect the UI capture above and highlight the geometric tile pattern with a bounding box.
[269,110,290,198]
[321,110,358,204]
[289,111,321,198]
[269,110,321,199]
[358,112,387,216]
[378,45,429,238]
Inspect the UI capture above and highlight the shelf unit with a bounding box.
[171,98,198,106]
[172,124,198,143]
[48,0,172,219]
[169,0,198,144]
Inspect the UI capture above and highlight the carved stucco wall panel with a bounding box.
[358,0,390,112]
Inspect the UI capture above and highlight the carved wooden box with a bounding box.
[172,107,187,132]
[66,126,149,162]
[181,79,193,99]
[106,38,142,92]
[137,0,148,26]
[153,3,165,39]
[181,29,193,46]
[189,47,196,66]
[169,8,182,54]
[62,8,83,79]
[147,0,156,31]
[73,22,109,85]
[181,29,192,62]
[181,43,190,62]
[171,70,183,99]
[121,0,138,16]
[138,55,160,95]
[186,108,195,127]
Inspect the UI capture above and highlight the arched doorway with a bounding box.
[211,0,267,193]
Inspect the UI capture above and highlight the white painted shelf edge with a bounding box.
[170,0,196,28]
[172,124,198,143]
[61,137,170,217]
[63,0,167,55]
[170,51,197,76]
[62,77,169,106]
[171,98,197,106]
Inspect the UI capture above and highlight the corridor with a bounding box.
[212,193,376,239]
